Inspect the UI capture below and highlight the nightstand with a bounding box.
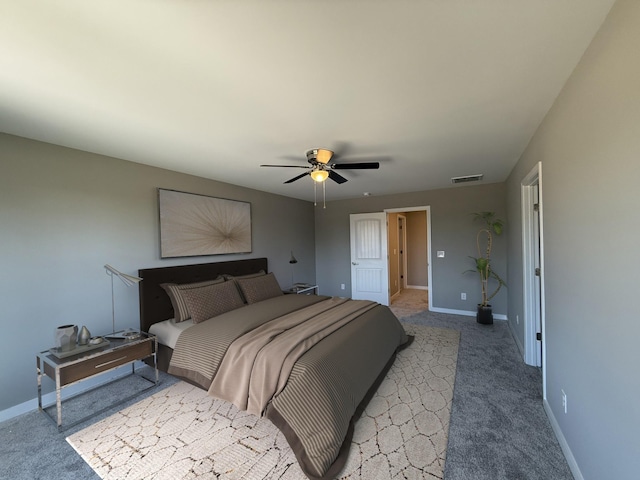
[283,284,319,295]
[36,330,158,431]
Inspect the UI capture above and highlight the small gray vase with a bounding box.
[78,326,91,345]
[55,324,78,351]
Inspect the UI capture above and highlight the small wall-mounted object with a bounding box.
[437,251,445,258]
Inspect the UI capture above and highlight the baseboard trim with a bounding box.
[406,285,428,290]
[543,399,584,480]
[508,319,526,360]
[0,361,147,423]
[429,306,507,320]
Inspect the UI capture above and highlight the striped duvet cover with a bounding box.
[168,294,409,479]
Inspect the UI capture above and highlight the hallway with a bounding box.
[389,288,429,319]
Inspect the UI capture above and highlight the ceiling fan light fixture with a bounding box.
[310,169,329,182]
[307,148,333,164]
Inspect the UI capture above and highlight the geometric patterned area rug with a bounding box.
[66,324,459,480]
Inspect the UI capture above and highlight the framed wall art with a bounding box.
[158,188,252,258]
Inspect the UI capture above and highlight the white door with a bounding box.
[350,212,389,305]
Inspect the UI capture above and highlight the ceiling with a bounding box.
[1,1,616,202]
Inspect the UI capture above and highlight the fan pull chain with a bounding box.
[314,181,317,206]
[323,180,326,208]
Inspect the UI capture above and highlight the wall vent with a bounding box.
[451,174,483,184]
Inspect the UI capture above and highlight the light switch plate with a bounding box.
[437,251,445,258]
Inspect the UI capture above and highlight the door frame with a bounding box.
[521,162,546,391]
[385,206,432,310]
[397,214,407,291]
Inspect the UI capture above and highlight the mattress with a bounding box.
[149,318,194,349]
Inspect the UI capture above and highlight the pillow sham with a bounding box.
[223,270,266,282]
[224,270,267,302]
[179,279,245,324]
[237,272,284,304]
[161,276,225,322]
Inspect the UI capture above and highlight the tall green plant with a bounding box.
[466,211,506,306]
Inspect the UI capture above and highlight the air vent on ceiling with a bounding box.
[451,174,483,184]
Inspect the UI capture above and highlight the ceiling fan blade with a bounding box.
[328,170,348,184]
[331,162,380,170]
[284,172,311,184]
[261,164,310,169]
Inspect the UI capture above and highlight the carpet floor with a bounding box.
[66,324,459,480]
[0,304,573,480]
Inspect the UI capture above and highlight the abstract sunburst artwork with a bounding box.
[159,189,252,258]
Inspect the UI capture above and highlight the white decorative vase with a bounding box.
[55,324,78,351]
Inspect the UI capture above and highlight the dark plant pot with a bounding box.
[477,305,493,325]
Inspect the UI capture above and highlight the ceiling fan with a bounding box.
[260,148,380,185]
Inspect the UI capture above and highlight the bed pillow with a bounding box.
[224,269,267,302]
[223,270,266,282]
[179,280,245,324]
[161,277,225,322]
[237,272,284,304]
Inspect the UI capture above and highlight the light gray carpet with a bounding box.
[0,310,573,480]
[0,369,179,480]
[401,310,573,480]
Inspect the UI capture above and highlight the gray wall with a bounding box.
[314,183,507,313]
[505,0,640,478]
[0,133,316,412]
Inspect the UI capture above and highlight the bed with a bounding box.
[138,258,409,479]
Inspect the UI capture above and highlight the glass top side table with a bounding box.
[36,330,158,431]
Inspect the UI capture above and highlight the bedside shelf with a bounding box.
[48,339,110,359]
[36,330,158,431]
[283,284,319,295]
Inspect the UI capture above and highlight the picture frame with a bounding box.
[158,188,252,258]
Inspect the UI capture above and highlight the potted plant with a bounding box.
[466,211,506,324]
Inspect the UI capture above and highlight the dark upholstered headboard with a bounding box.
[138,257,268,333]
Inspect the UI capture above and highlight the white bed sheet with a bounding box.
[149,318,194,349]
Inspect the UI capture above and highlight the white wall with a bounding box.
[506,0,640,478]
[0,133,316,413]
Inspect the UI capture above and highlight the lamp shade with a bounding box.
[310,169,329,182]
[315,148,333,164]
[104,264,142,286]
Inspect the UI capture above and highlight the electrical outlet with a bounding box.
[561,390,567,414]
[340,283,345,290]
[461,292,466,300]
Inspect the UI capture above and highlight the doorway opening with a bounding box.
[387,207,431,317]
